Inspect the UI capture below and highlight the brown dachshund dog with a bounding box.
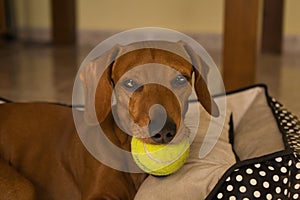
[0,41,218,199]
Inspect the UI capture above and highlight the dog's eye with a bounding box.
[122,79,139,90]
[172,74,188,88]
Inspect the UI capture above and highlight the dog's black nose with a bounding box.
[149,119,176,144]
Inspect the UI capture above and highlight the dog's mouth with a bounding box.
[148,118,177,144]
[125,101,190,145]
[130,120,191,145]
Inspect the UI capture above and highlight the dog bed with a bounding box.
[1,84,299,199]
[135,84,300,200]
[207,84,300,200]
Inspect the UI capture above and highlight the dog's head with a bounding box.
[80,41,219,145]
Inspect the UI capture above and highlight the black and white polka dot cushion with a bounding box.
[272,98,300,159]
[208,151,300,199]
[206,85,300,200]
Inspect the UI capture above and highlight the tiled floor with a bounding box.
[0,38,299,116]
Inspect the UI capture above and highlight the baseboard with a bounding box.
[77,29,119,46]
[15,27,300,54]
[16,27,51,44]
[77,30,300,54]
[283,35,300,53]
[77,29,223,53]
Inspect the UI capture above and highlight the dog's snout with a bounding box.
[149,119,176,144]
[152,129,176,144]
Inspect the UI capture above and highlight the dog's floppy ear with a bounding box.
[80,45,120,125]
[180,41,219,117]
[194,70,219,117]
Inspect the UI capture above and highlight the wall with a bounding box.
[13,0,300,38]
[14,0,50,29]
[284,0,300,35]
[77,0,224,33]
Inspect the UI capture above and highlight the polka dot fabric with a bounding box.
[271,97,300,159]
[206,86,300,200]
[209,153,298,199]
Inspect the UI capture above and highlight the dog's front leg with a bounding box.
[0,159,36,200]
[80,166,140,200]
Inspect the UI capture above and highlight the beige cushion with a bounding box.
[234,89,285,161]
[134,103,236,200]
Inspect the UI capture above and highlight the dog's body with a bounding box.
[0,103,146,199]
[0,41,218,199]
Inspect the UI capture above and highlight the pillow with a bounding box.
[134,102,236,200]
[233,89,285,161]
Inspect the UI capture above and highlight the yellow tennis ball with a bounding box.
[131,136,190,176]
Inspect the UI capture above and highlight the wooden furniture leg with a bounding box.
[261,0,284,54]
[0,0,6,35]
[222,0,260,91]
[51,0,76,44]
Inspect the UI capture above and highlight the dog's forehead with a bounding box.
[112,48,193,81]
